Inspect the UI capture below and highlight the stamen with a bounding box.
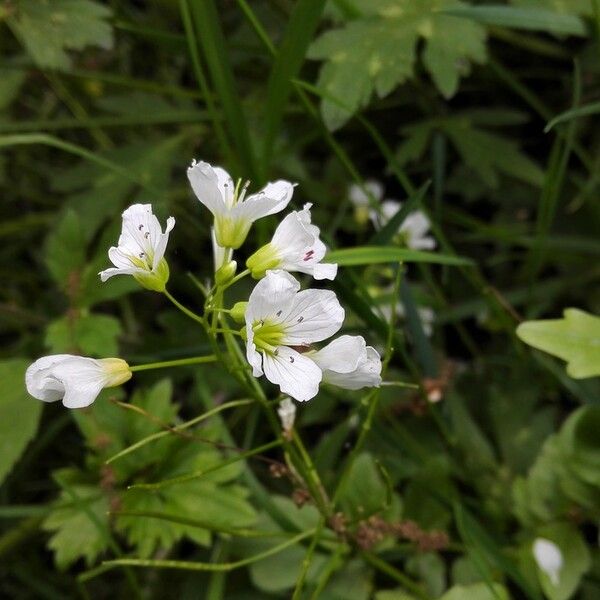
[289,356,294,363]
[138,224,144,231]
[139,252,145,258]
[144,232,150,239]
[303,250,315,262]
[297,316,304,323]
[237,180,251,203]
[276,310,282,317]
[274,348,279,356]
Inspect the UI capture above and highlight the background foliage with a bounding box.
[1,0,599,598]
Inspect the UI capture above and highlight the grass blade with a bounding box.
[326,246,474,267]
[261,0,326,170]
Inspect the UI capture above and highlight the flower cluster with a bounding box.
[25,160,382,410]
[349,179,436,250]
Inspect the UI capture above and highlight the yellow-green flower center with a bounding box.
[251,319,285,354]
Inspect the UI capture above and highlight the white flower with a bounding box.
[277,397,296,433]
[99,203,175,292]
[311,335,382,390]
[244,271,344,402]
[349,180,384,208]
[246,203,337,280]
[187,160,294,249]
[25,355,132,409]
[533,538,563,586]
[370,200,436,250]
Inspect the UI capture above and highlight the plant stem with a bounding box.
[129,355,217,372]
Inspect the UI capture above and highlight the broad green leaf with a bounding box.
[516,309,600,379]
[7,0,113,71]
[337,453,389,519]
[533,523,591,600]
[325,246,473,266]
[0,359,43,486]
[308,0,487,129]
[45,313,122,356]
[439,582,511,600]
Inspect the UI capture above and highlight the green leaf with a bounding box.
[42,473,110,569]
[406,552,446,597]
[516,309,600,379]
[511,0,592,18]
[0,68,26,110]
[337,453,388,519]
[308,0,487,129]
[398,116,544,187]
[0,359,43,486]
[533,523,591,600]
[326,246,473,266]
[439,582,511,600]
[45,313,122,356]
[443,5,587,36]
[7,0,113,71]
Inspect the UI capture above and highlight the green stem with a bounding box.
[221,268,251,291]
[164,289,206,326]
[129,355,217,372]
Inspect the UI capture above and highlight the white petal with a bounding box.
[281,289,344,345]
[312,336,382,390]
[271,210,315,259]
[370,200,401,229]
[234,180,294,222]
[99,267,144,282]
[349,180,384,207]
[212,166,236,208]
[262,347,321,402]
[311,335,366,374]
[401,211,430,238]
[245,327,264,377]
[300,261,338,281]
[187,160,228,217]
[25,354,74,402]
[246,270,300,324]
[26,355,109,408]
[151,216,176,270]
[533,538,563,586]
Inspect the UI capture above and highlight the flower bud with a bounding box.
[215,260,237,286]
[246,244,281,279]
[231,301,248,324]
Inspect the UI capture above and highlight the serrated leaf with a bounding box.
[516,309,600,379]
[45,313,122,355]
[308,0,487,129]
[42,474,109,569]
[7,0,113,71]
[0,359,43,486]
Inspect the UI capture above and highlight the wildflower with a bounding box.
[533,538,563,586]
[349,180,384,224]
[25,355,132,409]
[187,160,294,249]
[99,204,175,292]
[311,335,382,390]
[277,397,296,433]
[371,201,436,250]
[350,179,436,249]
[246,203,337,280]
[244,271,344,402]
